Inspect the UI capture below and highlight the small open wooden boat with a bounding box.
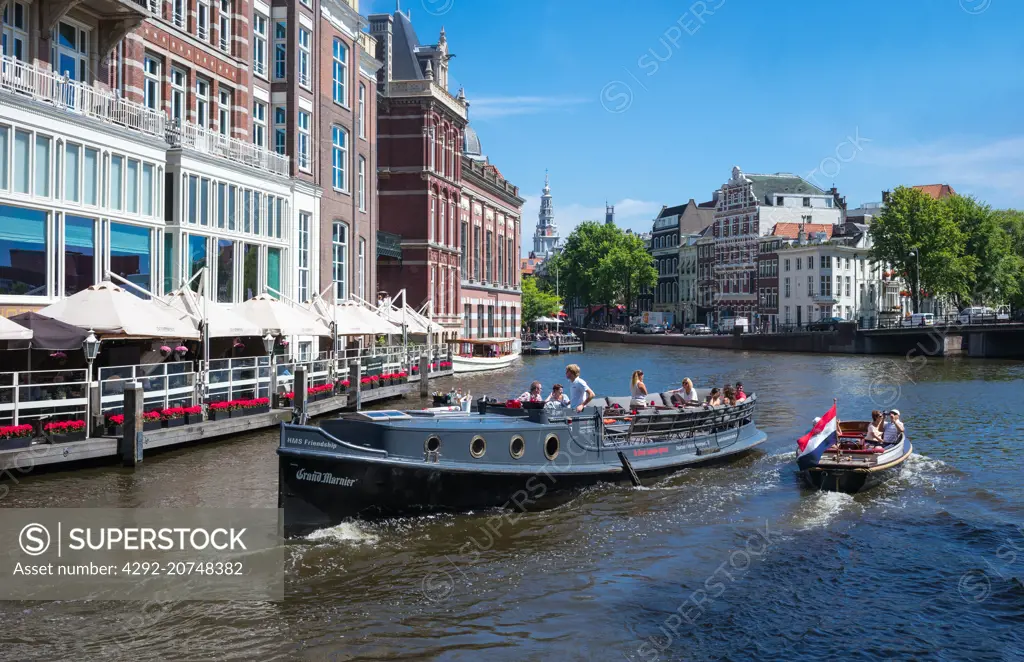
[799,420,912,493]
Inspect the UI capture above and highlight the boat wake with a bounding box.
[897,453,958,489]
[792,491,859,530]
[305,521,380,546]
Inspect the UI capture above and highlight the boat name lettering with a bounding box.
[633,446,668,457]
[286,435,336,449]
[296,468,357,487]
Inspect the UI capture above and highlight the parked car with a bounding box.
[958,306,996,325]
[649,324,667,334]
[685,323,711,335]
[808,316,847,332]
[630,323,653,334]
[900,313,935,327]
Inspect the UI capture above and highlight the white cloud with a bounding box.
[468,95,588,119]
[520,195,662,255]
[861,136,1024,206]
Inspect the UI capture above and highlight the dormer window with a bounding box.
[776,196,784,206]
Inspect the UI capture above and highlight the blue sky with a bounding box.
[362,0,1024,252]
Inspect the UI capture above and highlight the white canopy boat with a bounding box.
[447,337,521,373]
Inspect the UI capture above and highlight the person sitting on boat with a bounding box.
[669,378,700,406]
[722,386,737,406]
[706,388,723,406]
[735,382,747,401]
[518,381,543,403]
[882,409,905,445]
[565,364,595,412]
[864,410,885,445]
[630,370,648,408]
[545,383,570,407]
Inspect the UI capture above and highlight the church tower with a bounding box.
[533,171,561,257]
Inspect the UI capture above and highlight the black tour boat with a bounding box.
[278,392,766,536]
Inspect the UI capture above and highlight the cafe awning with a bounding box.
[0,315,32,341]
[377,303,444,335]
[7,312,89,350]
[165,290,264,338]
[233,294,332,337]
[308,296,402,336]
[37,281,200,339]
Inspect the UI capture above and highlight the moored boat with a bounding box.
[278,393,766,536]
[524,339,552,354]
[448,337,521,373]
[797,408,912,493]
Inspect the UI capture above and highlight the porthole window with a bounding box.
[544,434,559,461]
[470,435,486,458]
[509,435,525,459]
[425,436,441,453]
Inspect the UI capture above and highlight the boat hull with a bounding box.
[799,441,912,494]
[452,352,521,373]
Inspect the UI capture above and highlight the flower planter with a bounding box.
[107,425,123,438]
[162,417,185,429]
[185,413,202,425]
[0,436,33,450]
[248,405,270,414]
[47,430,87,443]
[143,420,163,432]
[278,398,292,409]
[208,408,232,421]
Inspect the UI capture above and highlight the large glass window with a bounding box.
[199,176,209,225]
[216,238,233,302]
[141,163,154,216]
[460,222,468,273]
[64,141,80,201]
[252,14,267,77]
[170,68,186,126]
[298,111,310,171]
[126,159,139,214]
[143,56,160,110]
[252,191,261,234]
[218,0,230,52]
[358,237,365,300]
[34,134,49,197]
[298,212,310,302]
[64,215,94,295]
[186,233,207,292]
[110,222,152,294]
[216,182,226,228]
[273,106,286,155]
[0,126,8,189]
[0,204,47,295]
[163,234,173,293]
[83,147,98,206]
[358,156,365,211]
[110,154,123,210]
[273,20,286,80]
[331,126,346,189]
[332,38,347,105]
[243,243,258,300]
[266,247,280,299]
[218,89,231,136]
[358,83,366,138]
[332,221,347,301]
[297,28,310,88]
[252,101,267,148]
[227,184,236,230]
[12,129,28,193]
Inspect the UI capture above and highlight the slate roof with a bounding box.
[746,174,828,205]
[392,11,425,81]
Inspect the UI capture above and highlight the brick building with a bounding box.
[0,0,379,327]
[370,10,465,336]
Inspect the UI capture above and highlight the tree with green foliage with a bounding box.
[870,186,975,312]
[554,222,656,324]
[520,276,562,325]
[945,195,1023,306]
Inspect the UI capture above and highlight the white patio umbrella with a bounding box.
[166,289,263,338]
[37,281,200,339]
[310,298,402,336]
[233,294,332,337]
[0,316,32,341]
[377,303,444,335]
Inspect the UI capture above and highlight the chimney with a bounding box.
[798,224,807,244]
[368,13,394,94]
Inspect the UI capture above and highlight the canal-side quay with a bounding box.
[0,363,452,475]
[583,322,1024,359]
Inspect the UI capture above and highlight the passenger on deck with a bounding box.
[882,409,904,445]
[669,378,700,406]
[722,386,737,406]
[735,382,747,401]
[865,410,885,444]
[629,370,648,408]
[545,384,570,407]
[518,381,543,403]
[566,364,595,412]
[707,388,722,406]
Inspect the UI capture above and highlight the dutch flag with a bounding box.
[796,404,839,470]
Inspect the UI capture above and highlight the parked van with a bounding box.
[901,313,935,327]
[719,317,749,334]
[958,306,995,325]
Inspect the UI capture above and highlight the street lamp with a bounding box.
[262,332,276,355]
[82,329,99,439]
[908,250,921,314]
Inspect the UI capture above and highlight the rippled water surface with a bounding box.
[2,344,1023,661]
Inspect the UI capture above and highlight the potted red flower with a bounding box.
[105,413,125,437]
[250,397,270,413]
[161,406,186,429]
[208,400,232,421]
[183,405,203,425]
[278,391,295,408]
[370,375,380,390]
[360,376,371,391]
[381,372,393,387]
[0,423,34,450]
[142,410,163,431]
[397,371,408,384]
[43,419,87,443]
[336,379,350,394]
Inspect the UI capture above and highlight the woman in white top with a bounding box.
[672,377,699,406]
[630,370,648,408]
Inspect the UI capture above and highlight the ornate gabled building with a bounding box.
[532,172,560,257]
[370,10,466,335]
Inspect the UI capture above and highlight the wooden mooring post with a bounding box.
[119,382,144,467]
[348,360,362,411]
[419,354,429,397]
[293,366,308,424]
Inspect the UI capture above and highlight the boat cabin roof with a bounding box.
[446,337,516,345]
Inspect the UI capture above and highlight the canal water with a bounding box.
[2,344,1023,660]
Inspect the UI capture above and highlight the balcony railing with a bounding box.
[0,54,165,137]
[388,79,467,120]
[167,120,290,176]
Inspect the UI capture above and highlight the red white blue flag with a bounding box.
[797,404,839,470]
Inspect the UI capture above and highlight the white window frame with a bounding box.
[196,0,210,41]
[358,237,365,300]
[273,105,286,155]
[358,83,366,139]
[357,155,365,211]
[2,1,29,62]
[143,55,160,111]
[332,38,347,106]
[218,0,231,52]
[331,125,347,190]
[172,0,186,28]
[297,111,311,171]
[297,211,311,303]
[218,88,230,136]
[170,67,186,126]
[252,13,268,78]
[252,101,267,148]
[297,27,310,89]
[274,20,287,80]
[332,221,348,302]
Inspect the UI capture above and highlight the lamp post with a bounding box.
[263,332,276,398]
[908,250,921,314]
[82,329,99,438]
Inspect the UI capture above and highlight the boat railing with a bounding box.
[601,398,757,447]
[0,368,89,426]
[206,356,272,402]
[98,361,197,414]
